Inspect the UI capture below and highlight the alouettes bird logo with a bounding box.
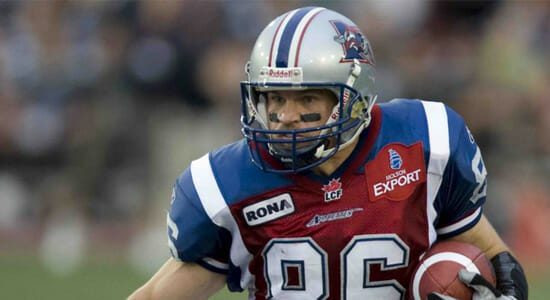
[330,20,375,65]
[322,178,343,202]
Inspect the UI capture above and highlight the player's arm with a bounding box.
[129,166,233,299]
[449,214,507,260]
[128,257,225,300]
[448,215,528,300]
[431,106,528,299]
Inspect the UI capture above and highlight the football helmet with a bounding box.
[241,6,377,173]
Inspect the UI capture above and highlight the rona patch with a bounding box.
[243,193,295,226]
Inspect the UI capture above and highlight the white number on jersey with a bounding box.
[263,238,329,299]
[470,147,487,204]
[263,234,410,299]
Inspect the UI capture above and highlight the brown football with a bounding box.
[409,240,496,300]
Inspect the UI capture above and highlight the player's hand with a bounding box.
[458,269,517,300]
[427,270,517,300]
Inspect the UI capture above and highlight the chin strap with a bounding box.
[273,139,327,171]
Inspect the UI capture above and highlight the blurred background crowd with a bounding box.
[0,0,549,298]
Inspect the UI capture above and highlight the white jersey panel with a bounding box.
[421,101,450,246]
[191,154,254,289]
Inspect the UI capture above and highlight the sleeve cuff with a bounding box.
[436,207,482,239]
[196,257,229,275]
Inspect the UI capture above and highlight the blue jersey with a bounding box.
[167,99,487,299]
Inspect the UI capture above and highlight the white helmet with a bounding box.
[241,6,377,173]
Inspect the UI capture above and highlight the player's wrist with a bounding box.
[490,251,528,300]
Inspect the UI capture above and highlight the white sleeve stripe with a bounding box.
[189,153,254,289]
[421,101,450,246]
[202,257,229,270]
[437,207,482,235]
[167,213,180,259]
[167,213,179,239]
[190,154,227,225]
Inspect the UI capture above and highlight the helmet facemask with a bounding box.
[241,78,374,173]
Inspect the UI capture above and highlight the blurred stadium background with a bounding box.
[0,1,548,299]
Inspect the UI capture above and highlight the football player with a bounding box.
[129,7,527,300]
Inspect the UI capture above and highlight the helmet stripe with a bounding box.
[292,7,325,67]
[268,10,295,67]
[275,7,316,68]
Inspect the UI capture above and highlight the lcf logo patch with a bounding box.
[322,178,343,202]
[365,142,426,201]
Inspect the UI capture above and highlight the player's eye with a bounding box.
[269,94,285,104]
[301,95,317,104]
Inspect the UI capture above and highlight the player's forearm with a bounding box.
[450,214,509,259]
[128,258,177,300]
[151,264,224,299]
[128,259,226,300]
[449,214,528,298]
[127,284,152,300]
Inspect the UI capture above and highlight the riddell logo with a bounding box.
[330,89,351,120]
[259,67,303,82]
[268,69,292,78]
[322,178,343,202]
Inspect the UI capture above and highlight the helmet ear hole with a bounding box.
[244,61,251,75]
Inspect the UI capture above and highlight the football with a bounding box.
[409,240,496,300]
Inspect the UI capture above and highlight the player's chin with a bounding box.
[270,139,319,154]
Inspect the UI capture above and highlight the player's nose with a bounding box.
[276,101,302,125]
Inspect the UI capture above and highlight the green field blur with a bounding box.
[1,255,548,300]
[0,255,246,300]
